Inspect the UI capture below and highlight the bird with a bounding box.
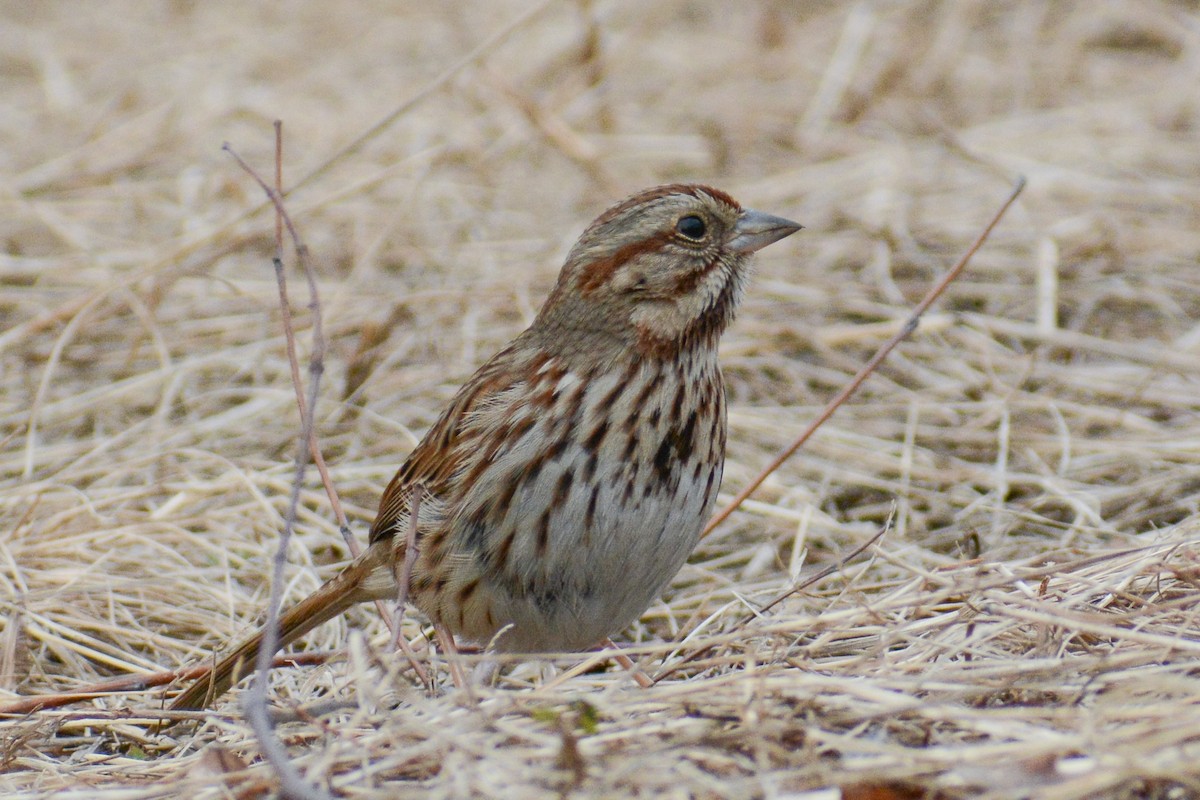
[169,183,800,710]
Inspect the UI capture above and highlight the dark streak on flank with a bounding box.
[675,410,697,463]
[584,485,599,531]
[553,468,574,506]
[672,380,687,422]
[622,431,638,462]
[547,434,570,463]
[494,474,521,516]
[457,578,480,605]
[492,530,516,571]
[653,436,674,483]
[524,458,544,490]
[535,509,553,558]
[596,370,630,411]
[634,368,664,406]
[702,469,717,507]
[462,511,490,552]
[584,418,609,453]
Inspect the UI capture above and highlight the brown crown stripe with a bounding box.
[590,184,740,229]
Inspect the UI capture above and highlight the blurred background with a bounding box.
[3,1,1200,796]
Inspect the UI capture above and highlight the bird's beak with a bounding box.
[728,208,802,254]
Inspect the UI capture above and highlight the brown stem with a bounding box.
[702,176,1027,539]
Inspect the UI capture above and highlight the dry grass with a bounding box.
[3,1,1200,797]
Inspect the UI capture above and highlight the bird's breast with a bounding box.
[429,352,727,651]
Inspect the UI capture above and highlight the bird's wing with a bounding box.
[368,339,555,546]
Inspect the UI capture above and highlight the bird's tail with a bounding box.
[168,545,392,711]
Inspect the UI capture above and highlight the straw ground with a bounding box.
[2,2,1199,798]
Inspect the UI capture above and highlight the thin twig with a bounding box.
[224,133,332,800]
[391,486,422,650]
[602,638,654,689]
[702,176,1027,538]
[231,125,354,551]
[0,654,333,716]
[388,485,437,692]
[228,125,431,687]
[653,513,893,684]
[753,510,893,619]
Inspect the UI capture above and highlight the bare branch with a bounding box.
[702,176,1027,538]
[223,132,332,800]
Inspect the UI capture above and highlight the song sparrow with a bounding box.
[170,184,800,709]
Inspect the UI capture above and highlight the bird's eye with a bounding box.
[675,215,707,240]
